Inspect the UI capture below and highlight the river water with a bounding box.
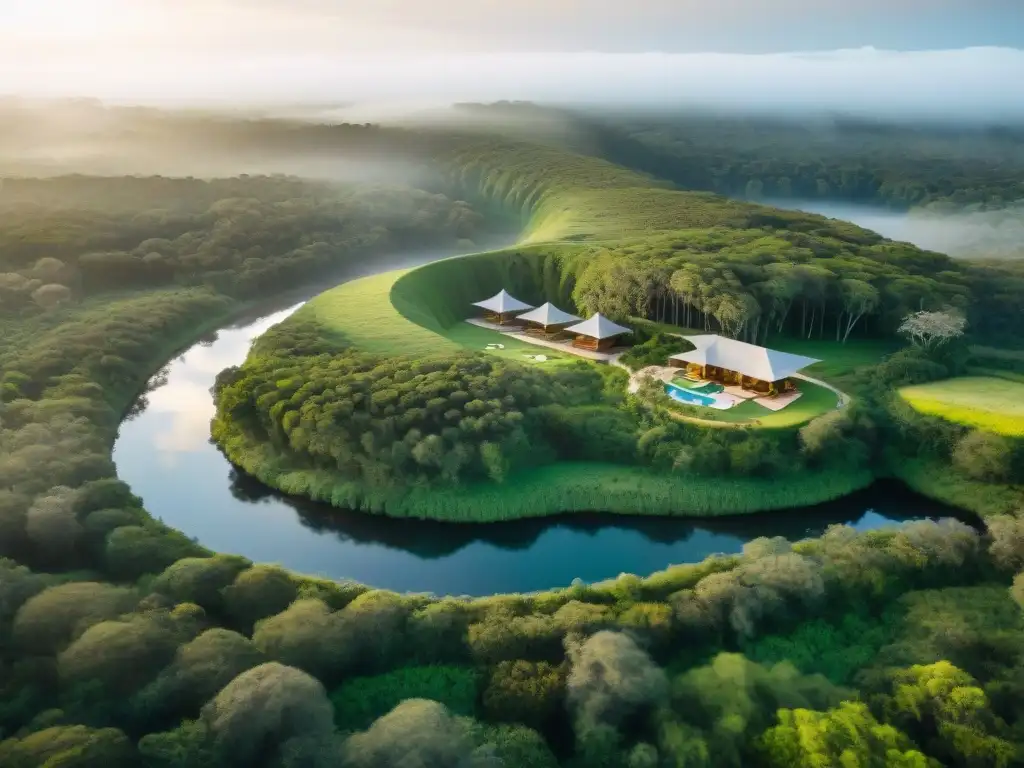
[113,240,966,597]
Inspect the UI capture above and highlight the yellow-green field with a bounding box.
[899,376,1024,436]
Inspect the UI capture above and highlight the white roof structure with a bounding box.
[516,302,582,327]
[472,289,534,314]
[669,334,820,382]
[564,313,632,340]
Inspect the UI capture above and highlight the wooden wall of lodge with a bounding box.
[476,311,627,351]
[669,359,796,394]
[483,311,521,326]
[572,335,618,351]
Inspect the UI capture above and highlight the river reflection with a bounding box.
[114,246,973,597]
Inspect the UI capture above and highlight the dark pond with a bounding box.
[113,246,972,597]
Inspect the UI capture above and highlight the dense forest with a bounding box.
[431,133,1024,344]
[0,175,481,309]
[2,104,1024,766]
[582,110,1024,211]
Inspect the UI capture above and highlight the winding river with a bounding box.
[113,243,968,597]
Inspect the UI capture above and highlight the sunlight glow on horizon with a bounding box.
[2,1,1022,120]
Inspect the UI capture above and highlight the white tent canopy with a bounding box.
[471,289,534,314]
[564,313,632,340]
[516,302,582,327]
[669,334,820,382]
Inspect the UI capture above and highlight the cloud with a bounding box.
[6,46,1023,123]
[2,2,1022,120]
[5,0,1021,56]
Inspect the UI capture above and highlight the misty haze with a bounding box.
[770,200,1024,260]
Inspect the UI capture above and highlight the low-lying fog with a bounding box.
[771,199,1024,260]
[7,46,1024,124]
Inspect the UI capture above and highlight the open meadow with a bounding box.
[295,268,460,356]
[899,376,1024,436]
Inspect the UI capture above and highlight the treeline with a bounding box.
[584,111,1024,211]
[0,99,443,180]
[0,175,482,312]
[569,231,969,344]
[434,136,1024,344]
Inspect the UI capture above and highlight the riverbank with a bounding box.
[216,425,875,521]
[890,457,1024,518]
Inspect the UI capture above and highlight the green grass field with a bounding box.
[296,268,461,357]
[295,262,591,369]
[297,244,576,358]
[899,376,1024,436]
[442,323,584,368]
[769,338,898,382]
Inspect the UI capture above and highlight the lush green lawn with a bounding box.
[441,323,585,368]
[297,268,461,357]
[768,337,898,382]
[690,380,840,429]
[899,376,1024,436]
[297,264,593,370]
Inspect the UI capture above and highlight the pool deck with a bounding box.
[465,318,625,363]
[631,366,809,413]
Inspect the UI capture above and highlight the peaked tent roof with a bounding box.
[471,289,534,314]
[669,334,820,381]
[516,302,582,327]
[564,313,632,340]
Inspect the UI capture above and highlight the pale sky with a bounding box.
[2,0,1023,116]
[5,0,1023,54]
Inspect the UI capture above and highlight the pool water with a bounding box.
[665,383,715,406]
[690,382,724,395]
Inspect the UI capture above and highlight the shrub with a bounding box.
[483,660,567,730]
[12,581,137,654]
[330,665,479,730]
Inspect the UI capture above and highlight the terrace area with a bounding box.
[467,291,633,364]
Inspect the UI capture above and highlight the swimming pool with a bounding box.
[665,383,715,407]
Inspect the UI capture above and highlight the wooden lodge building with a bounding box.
[516,302,582,338]
[471,290,534,325]
[564,313,632,351]
[668,334,819,395]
